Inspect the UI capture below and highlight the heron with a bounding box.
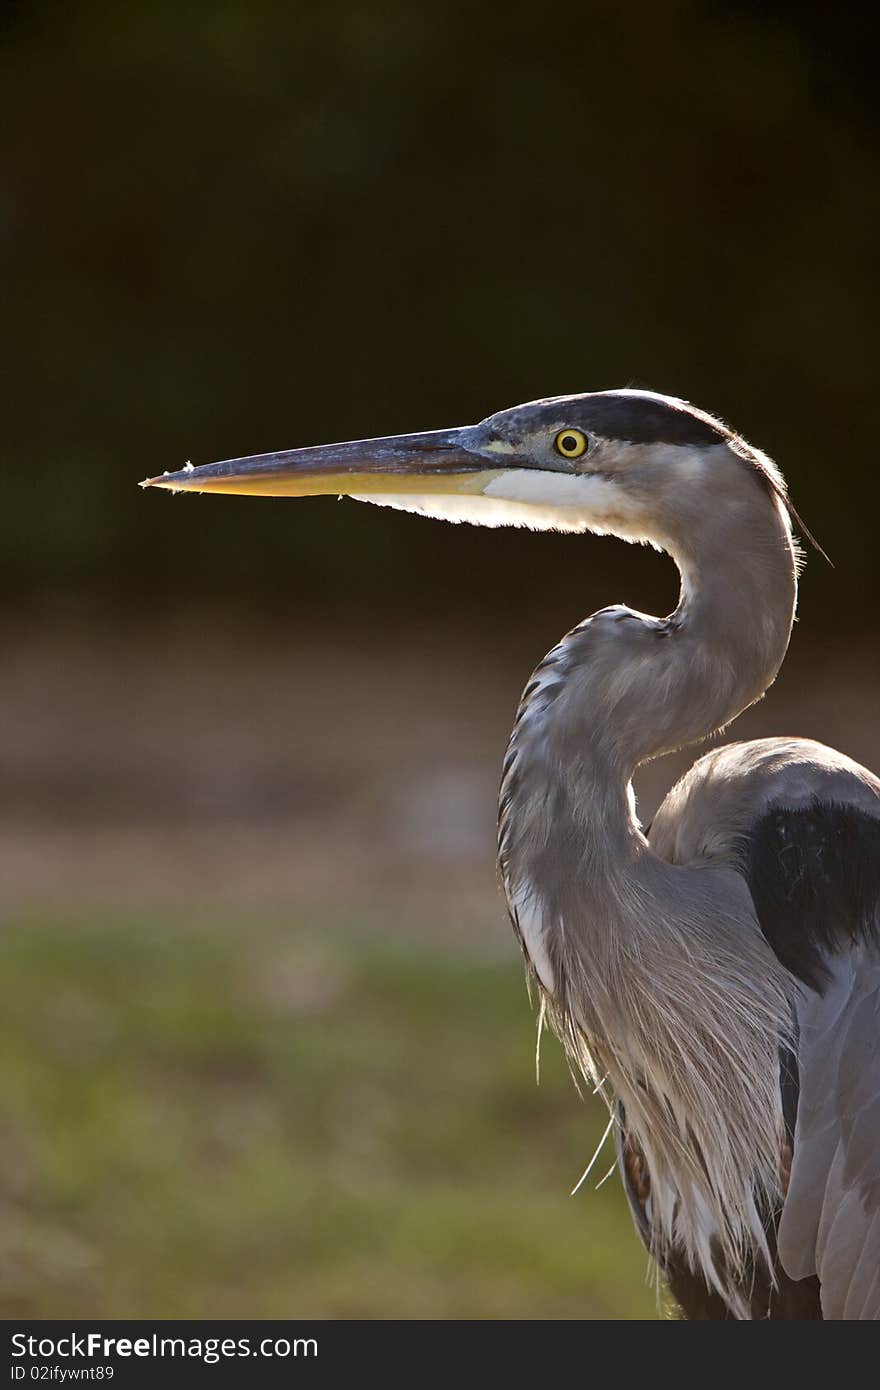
[143,389,880,1320]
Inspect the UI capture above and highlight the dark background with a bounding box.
[0,1,877,1320]
[3,2,878,629]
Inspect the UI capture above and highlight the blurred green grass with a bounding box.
[0,915,658,1319]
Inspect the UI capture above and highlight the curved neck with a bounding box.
[656,490,796,741]
[503,487,798,879]
[598,489,797,780]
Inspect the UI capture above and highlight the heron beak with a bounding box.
[140,427,500,499]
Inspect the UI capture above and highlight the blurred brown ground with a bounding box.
[3,614,876,931]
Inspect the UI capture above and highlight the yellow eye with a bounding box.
[554,428,588,459]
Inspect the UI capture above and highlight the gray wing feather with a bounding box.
[651,736,880,1318]
[843,1208,880,1319]
[855,1261,880,1321]
[778,948,880,1318]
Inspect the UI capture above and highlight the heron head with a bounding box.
[142,389,803,554]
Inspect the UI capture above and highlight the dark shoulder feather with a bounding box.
[742,799,880,992]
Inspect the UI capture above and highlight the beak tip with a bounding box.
[140,466,195,492]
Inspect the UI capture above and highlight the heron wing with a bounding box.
[740,787,880,1318]
[650,737,880,1318]
[777,947,880,1318]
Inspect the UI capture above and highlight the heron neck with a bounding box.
[505,490,798,874]
[674,490,796,664]
[622,490,797,775]
[660,496,797,751]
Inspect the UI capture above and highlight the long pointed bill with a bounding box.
[140,427,501,499]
